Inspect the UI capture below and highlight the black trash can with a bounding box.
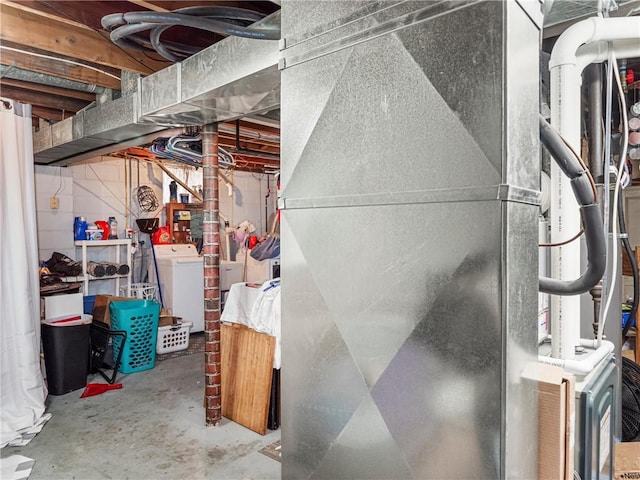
[41,321,90,395]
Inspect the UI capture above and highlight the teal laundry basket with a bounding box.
[109,300,160,374]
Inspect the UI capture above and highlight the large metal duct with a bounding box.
[279,1,541,479]
[33,11,281,166]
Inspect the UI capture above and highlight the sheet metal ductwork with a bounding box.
[33,12,281,166]
[279,1,541,478]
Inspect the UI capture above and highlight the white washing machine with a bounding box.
[151,244,204,332]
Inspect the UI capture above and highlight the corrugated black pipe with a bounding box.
[539,115,607,295]
[619,191,639,337]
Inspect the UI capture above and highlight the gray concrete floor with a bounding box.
[2,353,281,480]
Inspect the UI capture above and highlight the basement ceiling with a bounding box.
[0,0,281,171]
[1,1,638,170]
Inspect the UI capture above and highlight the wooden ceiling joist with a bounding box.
[1,1,96,32]
[0,3,168,75]
[0,84,89,113]
[31,105,69,123]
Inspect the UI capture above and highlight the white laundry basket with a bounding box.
[121,283,157,300]
[156,321,193,354]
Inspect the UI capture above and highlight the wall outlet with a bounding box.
[49,197,59,209]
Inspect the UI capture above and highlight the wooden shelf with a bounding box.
[165,202,203,244]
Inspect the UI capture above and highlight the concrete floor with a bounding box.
[2,353,281,480]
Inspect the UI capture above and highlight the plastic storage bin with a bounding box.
[83,295,96,314]
[41,316,92,395]
[109,300,160,373]
[157,321,193,354]
[623,311,635,328]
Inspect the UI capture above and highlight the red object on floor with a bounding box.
[80,383,123,398]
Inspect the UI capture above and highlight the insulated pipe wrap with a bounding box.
[539,204,606,295]
[539,114,606,296]
[570,177,595,206]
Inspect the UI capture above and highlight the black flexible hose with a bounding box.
[619,190,639,337]
[538,115,607,295]
[102,7,279,62]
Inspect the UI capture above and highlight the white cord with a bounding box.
[0,45,121,81]
[598,51,629,346]
[599,52,614,332]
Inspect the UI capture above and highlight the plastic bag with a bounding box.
[45,251,82,276]
[250,236,280,261]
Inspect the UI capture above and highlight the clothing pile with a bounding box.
[45,252,82,276]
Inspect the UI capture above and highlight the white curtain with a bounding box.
[0,98,47,447]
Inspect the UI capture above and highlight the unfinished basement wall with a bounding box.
[70,156,164,235]
[35,165,74,263]
[34,157,276,285]
[162,167,278,243]
[218,172,278,242]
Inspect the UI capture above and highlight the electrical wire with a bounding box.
[0,45,120,80]
[599,49,615,335]
[52,167,64,198]
[87,161,134,215]
[598,51,630,346]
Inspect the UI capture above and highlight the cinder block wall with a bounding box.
[35,165,74,262]
[35,158,278,274]
[71,157,164,238]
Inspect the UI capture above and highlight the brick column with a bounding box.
[202,123,221,426]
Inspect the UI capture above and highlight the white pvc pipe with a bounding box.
[548,16,640,360]
[538,339,614,375]
[576,39,640,72]
[549,17,640,69]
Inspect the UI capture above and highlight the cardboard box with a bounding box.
[615,442,640,479]
[158,316,182,328]
[533,363,575,480]
[91,295,137,326]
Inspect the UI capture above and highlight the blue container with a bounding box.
[622,311,635,328]
[74,217,87,241]
[109,300,160,374]
[83,295,96,315]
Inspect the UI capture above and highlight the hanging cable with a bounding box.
[599,52,630,346]
[599,49,615,335]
